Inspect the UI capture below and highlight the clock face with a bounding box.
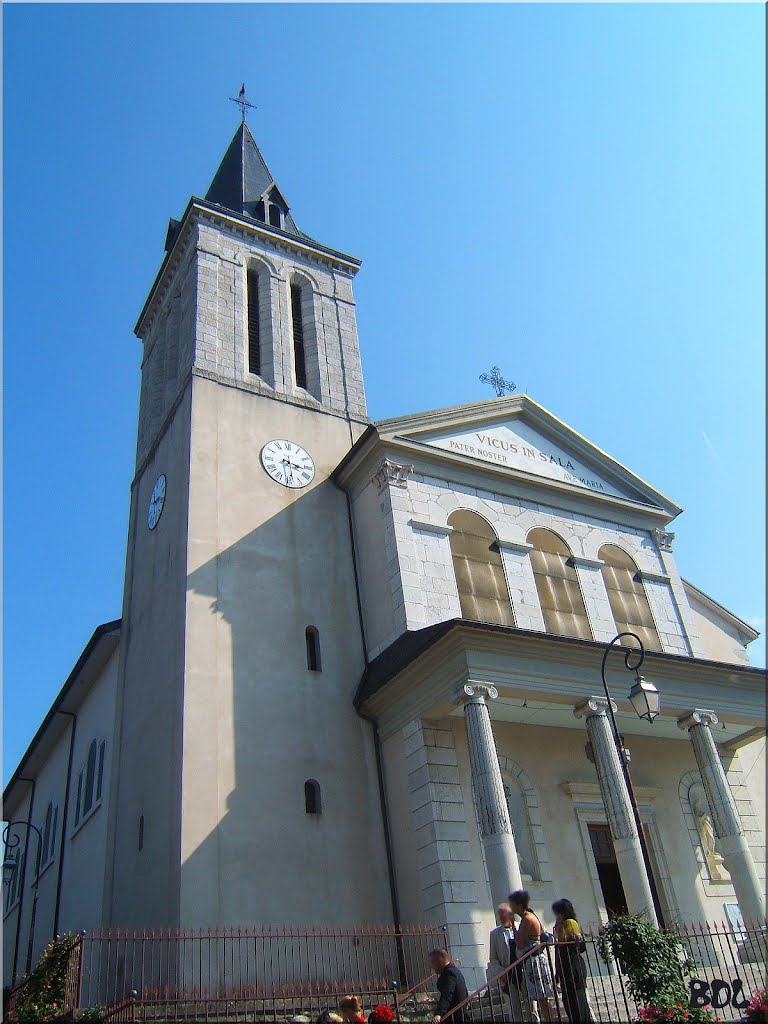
[260,440,315,489]
[147,474,167,529]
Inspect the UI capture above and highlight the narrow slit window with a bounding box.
[305,627,322,671]
[305,779,322,815]
[268,205,282,228]
[247,269,261,376]
[97,741,106,801]
[51,806,58,862]
[74,772,83,826]
[83,740,97,816]
[138,816,145,852]
[291,284,307,389]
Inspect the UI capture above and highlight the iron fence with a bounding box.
[4,920,765,1022]
[75,924,446,1014]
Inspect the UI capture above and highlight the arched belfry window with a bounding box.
[599,545,662,652]
[305,779,322,815]
[528,528,592,640]
[447,510,514,626]
[306,626,322,672]
[246,268,261,376]
[290,283,308,389]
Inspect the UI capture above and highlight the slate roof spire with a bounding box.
[204,121,301,236]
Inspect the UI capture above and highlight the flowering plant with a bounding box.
[742,989,768,1023]
[368,1006,395,1023]
[13,934,81,1023]
[636,1002,717,1023]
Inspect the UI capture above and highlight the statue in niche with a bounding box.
[689,783,727,881]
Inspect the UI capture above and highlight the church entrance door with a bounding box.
[588,823,628,917]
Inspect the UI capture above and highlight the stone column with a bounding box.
[457,682,522,908]
[678,710,766,925]
[574,697,658,924]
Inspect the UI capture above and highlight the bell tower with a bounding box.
[105,116,390,930]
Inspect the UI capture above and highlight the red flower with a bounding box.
[369,1005,394,1023]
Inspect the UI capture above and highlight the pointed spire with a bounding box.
[204,122,301,236]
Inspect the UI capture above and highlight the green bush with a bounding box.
[12,934,79,1023]
[596,916,718,1024]
[596,915,692,1007]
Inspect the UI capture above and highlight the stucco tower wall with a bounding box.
[180,376,391,926]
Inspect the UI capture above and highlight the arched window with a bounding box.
[83,740,98,816]
[599,545,662,652]
[447,510,514,626]
[305,627,322,672]
[41,803,53,869]
[304,779,322,815]
[528,528,592,640]
[291,283,308,389]
[74,773,83,826]
[4,851,24,911]
[247,268,261,375]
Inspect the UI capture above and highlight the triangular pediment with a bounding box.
[374,395,680,513]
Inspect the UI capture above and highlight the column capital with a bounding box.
[374,458,413,491]
[677,709,719,731]
[574,696,617,720]
[456,681,498,705]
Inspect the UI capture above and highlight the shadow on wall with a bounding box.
[178,479,393,930]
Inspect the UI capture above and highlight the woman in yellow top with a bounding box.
[552,899,593,1022]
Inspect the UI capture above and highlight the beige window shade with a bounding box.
[528,528,593,640]
[599,545,662,652]
[448,510,515,626]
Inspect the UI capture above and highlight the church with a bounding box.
[3,115,766,990]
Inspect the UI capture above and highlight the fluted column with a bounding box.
[574,697,658,924]
[457,682,522,907]
[678,710,766,925]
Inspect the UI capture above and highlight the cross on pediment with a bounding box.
[480,366,516,397]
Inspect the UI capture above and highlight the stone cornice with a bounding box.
[409,519,453,536]
[497,539,533,554]
[637,569,671,585]
[560,781,658,804]
[570,556,605,570]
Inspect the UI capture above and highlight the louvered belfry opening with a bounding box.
[528,528,593,640]
[291,283,307,389]
[247,269,261,375]
[448,510,515,626]
[599,545,662,652]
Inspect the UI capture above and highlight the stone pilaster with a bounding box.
[403,719,486,989]
[678,710,766,925]
[574,697,658,924]
[457,683,523,908]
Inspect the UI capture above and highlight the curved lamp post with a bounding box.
[3,820,43,979]
[600,632,664,923]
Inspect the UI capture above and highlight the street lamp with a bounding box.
[2,821,43,981]
[600,632,664,924]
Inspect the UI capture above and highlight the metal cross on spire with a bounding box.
[229,84,257,123]
[479,366,517,397]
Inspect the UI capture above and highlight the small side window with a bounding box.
[305,779,322,815]
[138,816,145,852]
[305,627,322,672]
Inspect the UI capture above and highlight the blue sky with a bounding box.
[3,3,764,784]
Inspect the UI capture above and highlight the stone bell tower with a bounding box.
[104,115,391,930]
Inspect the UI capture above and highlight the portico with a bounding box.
[358,622,766,983]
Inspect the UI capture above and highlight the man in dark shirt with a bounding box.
[429,948,469,1023]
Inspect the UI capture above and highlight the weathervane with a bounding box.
[480,366,516,397]
[229,84,257,123]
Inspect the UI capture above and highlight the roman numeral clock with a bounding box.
[260,440,315,489]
